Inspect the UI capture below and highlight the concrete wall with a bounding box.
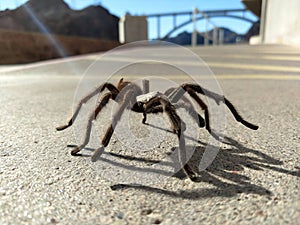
[119,14,148,43]
[264,0,300,45]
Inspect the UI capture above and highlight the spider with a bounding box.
[56,78,258,180]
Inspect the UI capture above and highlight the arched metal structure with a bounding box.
[162,15,256,40]
[146,9,257,40]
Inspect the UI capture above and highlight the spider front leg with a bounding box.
[70,92,113,155]
[142,101,205,128]
[171,85,226,140]
[91,88,141,162]
[143,95,197,180]
[165,87,206,128]
[56,82,119,131]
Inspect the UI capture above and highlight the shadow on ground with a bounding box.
[105,135,300,200]
[67,123,299,200]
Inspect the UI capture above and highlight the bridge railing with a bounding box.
[145,8,256,43]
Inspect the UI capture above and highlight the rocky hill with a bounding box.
[0,0,119,40]
[0,29,120,64]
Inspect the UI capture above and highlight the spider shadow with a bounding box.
[107,134,300,200]
[68,125,299,200]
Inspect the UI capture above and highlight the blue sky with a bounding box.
[0,0,258,39]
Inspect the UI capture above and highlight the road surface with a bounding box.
[0,44,299,224]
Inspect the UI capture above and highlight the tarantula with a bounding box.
[56,78,258,180]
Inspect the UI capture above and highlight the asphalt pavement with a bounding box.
[0,44,299,225]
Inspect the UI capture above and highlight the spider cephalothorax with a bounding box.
[56,78,258,180]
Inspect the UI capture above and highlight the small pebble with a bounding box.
[141,209,153,215]
[116,212,124,219]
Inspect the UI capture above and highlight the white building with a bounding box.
[242,0,300,46]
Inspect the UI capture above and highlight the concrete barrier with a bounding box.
[119,14,148,43]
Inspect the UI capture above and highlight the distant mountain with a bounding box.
[164,27,246,45]
[165,31,211,46]
[0,0,119,40]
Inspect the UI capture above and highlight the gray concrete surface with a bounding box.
[0,45,299,225]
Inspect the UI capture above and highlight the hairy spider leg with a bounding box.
[169,84,259,133]
[143,95,197,180]
[56,83,119,131]
[141,87,206,128]
[165,87,206,128]
[70,92,114,155]
[223,98,259,130]
[91,86,142,161]
[186,84,259,130]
